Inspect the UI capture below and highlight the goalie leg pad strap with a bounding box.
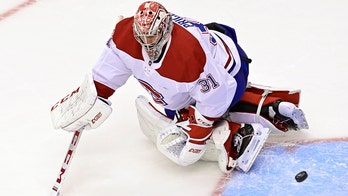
[227,112,283,133]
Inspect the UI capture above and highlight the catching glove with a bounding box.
[157,106,214,166]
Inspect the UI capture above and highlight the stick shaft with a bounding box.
[51,128,84,195]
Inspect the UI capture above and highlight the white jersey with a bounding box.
[92,14,245,118]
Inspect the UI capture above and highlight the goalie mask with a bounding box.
[133,1,173,61]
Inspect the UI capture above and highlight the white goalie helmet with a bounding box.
[133,1,173,61]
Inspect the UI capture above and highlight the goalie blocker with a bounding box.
[50,73,112,132]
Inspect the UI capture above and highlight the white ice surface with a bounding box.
[0,0,348,196]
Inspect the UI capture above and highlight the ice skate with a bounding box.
[235,123,270,172]
[269,101,309,131]
[212,121,270,173]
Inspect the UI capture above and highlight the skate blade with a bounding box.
[292,109,309,130]
[237,127,270,172]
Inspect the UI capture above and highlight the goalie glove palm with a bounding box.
[157,106,214,166]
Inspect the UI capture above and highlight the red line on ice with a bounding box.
[0,0,37,21]
[211,136,348,195]
[211,173,233,196]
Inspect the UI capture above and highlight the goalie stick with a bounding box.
[50,127,84,196]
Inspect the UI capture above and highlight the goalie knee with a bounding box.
[135,95,173,143]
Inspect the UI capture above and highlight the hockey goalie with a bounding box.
[51,1,309,174]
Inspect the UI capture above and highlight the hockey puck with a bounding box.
[295,171,308,182]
